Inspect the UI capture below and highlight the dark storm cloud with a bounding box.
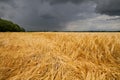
[0,0,16,6]
[44,0,85,5]
[95,0,120,16]
[0,0,17,17]
[0,0,120,31]
[49,0,120,16]
[0,0,12,2]
[0,0,96,31]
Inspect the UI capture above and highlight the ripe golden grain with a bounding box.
[0,32,120,80]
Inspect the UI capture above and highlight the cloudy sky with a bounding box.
[0,0,120,31]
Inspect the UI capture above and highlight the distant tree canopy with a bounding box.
[0,18,25,32]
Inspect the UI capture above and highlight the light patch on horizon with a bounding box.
[66,15,120,31]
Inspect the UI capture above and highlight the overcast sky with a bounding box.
[0,0,120,31]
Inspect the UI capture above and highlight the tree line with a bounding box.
[0,18,25,32]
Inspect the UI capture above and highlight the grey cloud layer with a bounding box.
[96,0,120,16]
[44,0,85,5]
[0,0,120,31]
[44,0,120,16]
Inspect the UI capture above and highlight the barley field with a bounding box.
[0,32,120,80]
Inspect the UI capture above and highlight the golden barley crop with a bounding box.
[0,32,120,80]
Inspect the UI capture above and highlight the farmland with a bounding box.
[0,32,120,80]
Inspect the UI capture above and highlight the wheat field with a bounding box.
[0,32,120,80]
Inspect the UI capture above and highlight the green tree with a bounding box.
[0,18,25,32]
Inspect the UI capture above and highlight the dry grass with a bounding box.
[0,32,120,80]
